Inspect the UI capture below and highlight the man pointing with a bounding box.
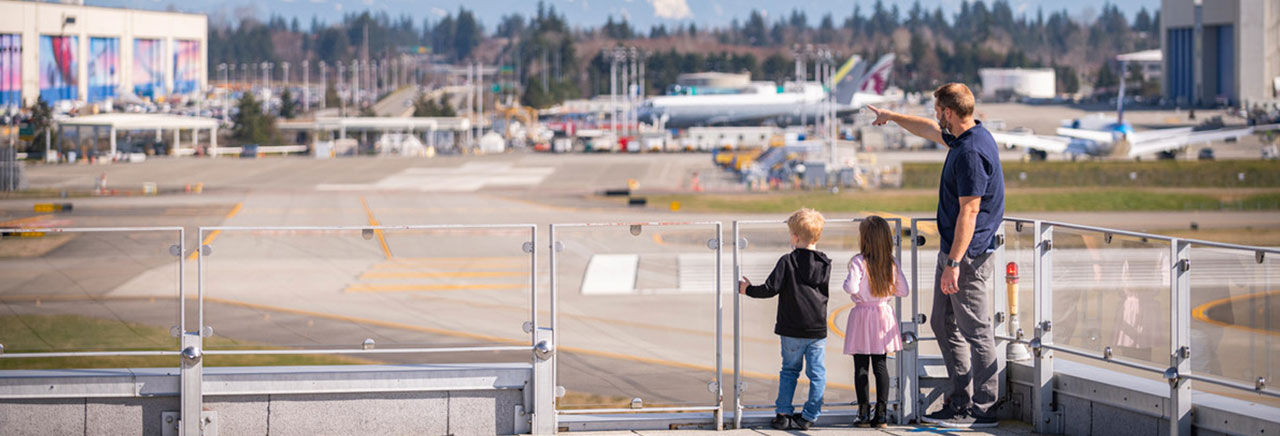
[866,83,1004,428]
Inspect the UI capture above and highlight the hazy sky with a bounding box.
[90,0,1163,30]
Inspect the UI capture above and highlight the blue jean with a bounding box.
[776,335,826,422]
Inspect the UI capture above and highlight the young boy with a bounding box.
[739,208,832,430]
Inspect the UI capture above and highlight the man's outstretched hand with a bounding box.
[866,105,894,126]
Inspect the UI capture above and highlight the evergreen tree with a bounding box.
[325,82,341,108]
[27,97,54,154]
[279,88,297,119]
[232,93,279,145]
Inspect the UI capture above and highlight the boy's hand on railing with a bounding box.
[738,277,751,294]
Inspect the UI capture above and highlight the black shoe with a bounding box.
[854,404,871,428]
[771,414,791,430]
[920,405,960,424]
[972,414,999,428]
[871,403,888,428]
[790,413,813,430]
[936,410,997,429]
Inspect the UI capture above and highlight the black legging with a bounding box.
[854,354,889,407]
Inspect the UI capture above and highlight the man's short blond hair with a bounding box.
[934,83,975,119]
[787,208,825,246]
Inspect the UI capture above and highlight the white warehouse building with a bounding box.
[0,0,208,108]
[978,68,1056,100]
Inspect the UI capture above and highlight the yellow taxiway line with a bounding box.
[1191,289,1280,338]
[188,203,244,260]
[359,196,393,260]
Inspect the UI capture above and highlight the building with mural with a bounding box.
[0,0,207,108]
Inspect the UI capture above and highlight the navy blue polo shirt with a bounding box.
[938,121,1005,259]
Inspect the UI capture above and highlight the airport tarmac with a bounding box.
[2,151,1278,410]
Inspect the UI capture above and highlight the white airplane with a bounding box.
[990,112,1268,160]
[990,54,1266,160]
[638,54,896,129]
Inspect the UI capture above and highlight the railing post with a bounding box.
[532,327,556,434]
[182,228,205,436]
[1169,239,1192,436]
[180,332,203,436]
[732,221,743,429]
[714,222,724,431]
[1032,221,1059,434]
[991,224,1008,417]
[902,219,922,423]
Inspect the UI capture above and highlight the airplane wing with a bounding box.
[1055,127,1116,144]
[1128,127,1194,144]
[990,131,1072,154]
[1125,127,1255,158]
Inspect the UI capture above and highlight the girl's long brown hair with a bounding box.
[860,216,896,298]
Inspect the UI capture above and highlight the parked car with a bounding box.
[240,144,259,158]
[1197,148,1215,161]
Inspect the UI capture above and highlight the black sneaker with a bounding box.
[935,412,976,428]
[790,413,813,430]
[972,414,999,428]
[771,414,791,430]
[920,406,960,424]
[936,411,998,429]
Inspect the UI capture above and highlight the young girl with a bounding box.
[843,216,910,428]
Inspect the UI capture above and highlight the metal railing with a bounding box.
[2,219,1278,436]
[548,221,725,429]
[908,217,1280,436]
[0,226,186,358]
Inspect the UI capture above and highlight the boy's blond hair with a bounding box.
[787,208,825,246]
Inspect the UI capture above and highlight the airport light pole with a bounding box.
[282,62,290,88]
[609,50,617,136]
[351,60,360,110]
[337,62,345,116]
[319,61,327,110]
[302,60,309,113]
[218,63,229,125]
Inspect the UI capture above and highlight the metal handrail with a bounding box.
[549,221,722,228]
[1184,238,1280,254]
[0,350,181,358]
[1040,343,1167,375]
[203,345,533,356]
[1185,374,1280,399]
[557,405,721,415]
[200,224,537,231]
[0,226,185,233]
[1035,219,1178,242]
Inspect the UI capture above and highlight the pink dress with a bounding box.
[842,254,910,355]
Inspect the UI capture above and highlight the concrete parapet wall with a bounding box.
[0,363,530,436]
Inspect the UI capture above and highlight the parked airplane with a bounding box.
[638,54,896,129]
[990,112,1265,160]
[989,53,1264,160]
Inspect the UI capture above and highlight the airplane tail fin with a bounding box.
[854,54,894,96]
[832,55,865,105]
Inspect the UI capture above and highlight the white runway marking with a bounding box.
[582,254,639,295]
[317,162,554,192]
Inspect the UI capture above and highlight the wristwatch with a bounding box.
[944,257,961,268]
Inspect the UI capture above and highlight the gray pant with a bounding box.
[931,250,998,417]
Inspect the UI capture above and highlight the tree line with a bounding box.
[208,0,1161,108]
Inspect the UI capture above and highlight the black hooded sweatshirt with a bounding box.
[745,248,832,339]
